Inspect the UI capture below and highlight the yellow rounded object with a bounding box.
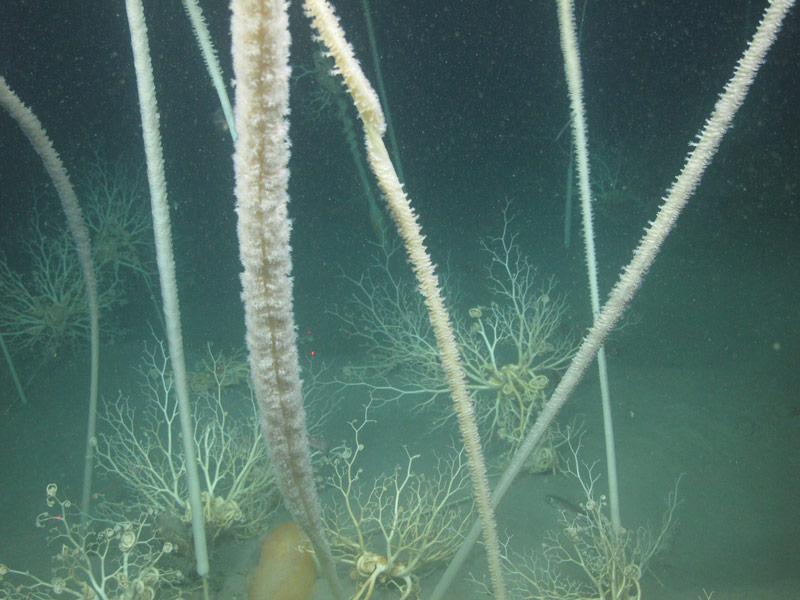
[248,521,317,600]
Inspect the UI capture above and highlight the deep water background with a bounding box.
[1,0,799,598]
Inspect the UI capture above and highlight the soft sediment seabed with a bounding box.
[1,304,798,599]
